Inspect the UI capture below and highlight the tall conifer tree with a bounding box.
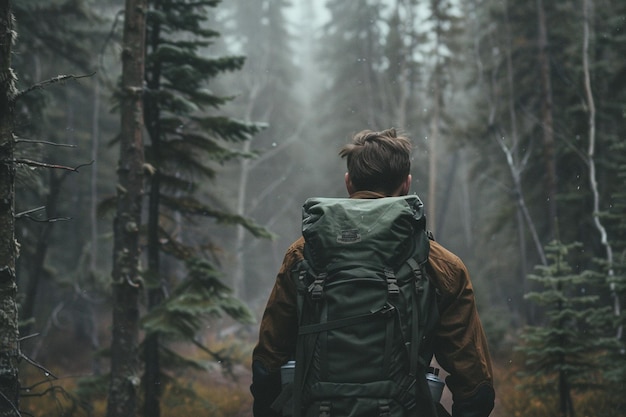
[0,1,20,415]
[140,1,265,414]
[107,0,146,415]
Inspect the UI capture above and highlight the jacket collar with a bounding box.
[349,190,388,199]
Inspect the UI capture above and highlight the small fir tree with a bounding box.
[592,137,626,415]
[517,240,610,417]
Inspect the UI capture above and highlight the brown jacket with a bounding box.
[252,192,494,405]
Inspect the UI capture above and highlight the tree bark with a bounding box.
[581,0,621,338]
[106,0,147,415]
[428,61,441,236]
[427,0,447,237]
[536,0,558,239]
[143,1,163,414]
[90,77,100,272]
[0,1,20,415]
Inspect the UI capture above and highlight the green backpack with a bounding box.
[289,196,440,417]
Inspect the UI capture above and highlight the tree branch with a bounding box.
[14,137,77,148]
[12,72,95,103]
[191,338,235,378]
[20,352,58,380]
[15,206,45,219]
[0,390,21,417]
[13,158,94,172]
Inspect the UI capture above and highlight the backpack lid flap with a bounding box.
[301,196,429,271]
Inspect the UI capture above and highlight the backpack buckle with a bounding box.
[309,272,327,300]
[319,402,331,417]
[384,268,400,296]
[372,303,396,318]
[396,376,417,410]
[379,404,391,417]
[412,266,424,293]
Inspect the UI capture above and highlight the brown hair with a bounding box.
[339,128,412,195]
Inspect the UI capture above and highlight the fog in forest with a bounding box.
[2,0,625,416]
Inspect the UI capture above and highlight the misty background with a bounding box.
[6,0,626,416]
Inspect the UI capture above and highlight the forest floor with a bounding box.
[17,320,509,416]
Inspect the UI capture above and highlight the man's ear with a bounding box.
[345,172,356,195]
[401,174,412,195]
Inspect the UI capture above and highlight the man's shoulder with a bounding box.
[428,240,464,269]
[427,240,469,296]
[281,236,305,268]
[287,236,305,254]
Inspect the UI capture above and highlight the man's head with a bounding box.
[339,128,412,196]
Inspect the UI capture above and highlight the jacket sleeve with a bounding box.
[250,239,302,417]
[428,242,495,417]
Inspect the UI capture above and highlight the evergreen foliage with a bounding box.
[5,0,626,414]
[141,257,255,341]
[140,0,268,414]
[517,240,612,417]
[592,133,626,414]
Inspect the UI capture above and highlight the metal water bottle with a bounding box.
[426,366,445,402]
[280,360,296,385]
[279,361,296,416]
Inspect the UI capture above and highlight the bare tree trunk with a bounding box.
[428,65,441,236]
[427,0,445,236]
[91,77,100,272]
[504,0,543,323]
[233,80,260,298]
[87,75,102,377]
[107,0,147,415]
[483,0,547,322]
[0,1,20,415]
[20,171,66,337]
[581,0,621,338]
[537,0,558,239]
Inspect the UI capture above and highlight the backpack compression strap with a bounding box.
[407,257,439,417]
[298,303,396,335]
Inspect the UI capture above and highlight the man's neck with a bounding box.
[349,190,388,199]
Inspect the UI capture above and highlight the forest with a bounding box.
[0,0,625,416]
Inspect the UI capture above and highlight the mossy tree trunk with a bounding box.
[106,0,147,415]
[0,0,20,415]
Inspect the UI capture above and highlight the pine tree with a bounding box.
[140,1,266,415]
[592,114,626,416]
[517,240,610,417]
[106,0,146,415]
